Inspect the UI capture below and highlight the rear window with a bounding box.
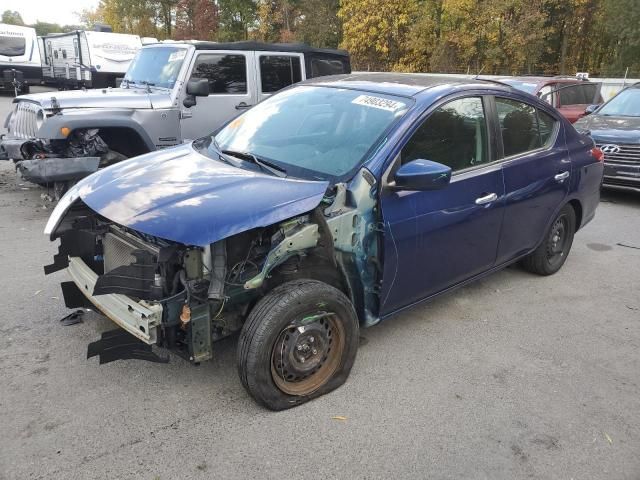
[259,55,302,93]
[0,35,26,57]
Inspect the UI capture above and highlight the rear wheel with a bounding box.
[521,204,576,275]
[237,279,359,410]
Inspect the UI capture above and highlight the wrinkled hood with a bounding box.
[52,144,329,246]
[575,114,640,143]
[16,87,172,110]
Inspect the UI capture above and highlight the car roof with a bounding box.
[302,72,514,97]
[181,40,348,57]
[496,76,588,85]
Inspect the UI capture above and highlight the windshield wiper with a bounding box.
[221,149,287,178]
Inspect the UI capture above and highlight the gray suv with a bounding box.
[0,41,350,196]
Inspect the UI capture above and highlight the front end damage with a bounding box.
[44,169,381,363]
[1,100,124,193]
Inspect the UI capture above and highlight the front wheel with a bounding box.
[237,279,359,410]
[521,204,576,275]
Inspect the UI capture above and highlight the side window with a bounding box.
[259,55,302,93]
[402,97,488,172]
[538,109,556,146]
[73,38,79,58]
[496,98,557,157]
[190,54,247,94]
[310,58,347,77]
[62,49,67,59]
[558,85,580,105]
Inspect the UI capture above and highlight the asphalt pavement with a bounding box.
[0,88,639,480]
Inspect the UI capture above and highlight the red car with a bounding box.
[496,76,603,123]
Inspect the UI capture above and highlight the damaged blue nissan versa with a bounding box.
[44,73,604,410]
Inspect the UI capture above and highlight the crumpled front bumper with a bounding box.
[67,256,162,344]
[16,156,100,184]
[1,135,100,184]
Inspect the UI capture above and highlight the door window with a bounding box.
[259,55,302,93]
[401,97,488,172]
[73,38,79,58]
[496,98,558,157]
[190,54,247,94]
[558,83,599,105]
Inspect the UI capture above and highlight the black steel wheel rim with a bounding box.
[271,311,345,396]
[546,214,569,266]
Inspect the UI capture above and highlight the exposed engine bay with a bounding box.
[45,169,381,363]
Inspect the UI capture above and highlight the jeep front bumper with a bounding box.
[16,156,100,184]
[67,256,162,344]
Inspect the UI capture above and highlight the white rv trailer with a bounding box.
[0,23,42,93]
[42,30,142,88]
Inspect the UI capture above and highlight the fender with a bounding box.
[37,110,156,151]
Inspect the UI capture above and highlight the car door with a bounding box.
[379,96,505,316]
[493,96,570,264]
[180,50,258,141]
[255,51,305,103]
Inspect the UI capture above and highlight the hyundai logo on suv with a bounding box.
[600,144,621,154]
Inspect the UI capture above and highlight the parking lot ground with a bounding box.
[0,93,639,480]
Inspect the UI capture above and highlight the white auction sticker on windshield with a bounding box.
[352,95,403,112]
[168,50,187,62]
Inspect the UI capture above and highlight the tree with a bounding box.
[175,0,218,40]
[297,0,341,47]
[1,10,25,25]
[338,0,419,71]
[217,0,258,41]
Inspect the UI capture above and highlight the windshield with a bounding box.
[0,35,26,57]
[501,80,539,94]
[206,86,411,181]
[597,88,640,117]
[124,46,186,89]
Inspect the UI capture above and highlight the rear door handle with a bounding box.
[554,171,570,182]
[235,102,253,110]
[475,192,498,205]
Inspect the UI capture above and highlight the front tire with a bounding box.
[237,279,359,410]
[521,204,576,275]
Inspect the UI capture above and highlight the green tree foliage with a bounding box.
[1,10,25,25]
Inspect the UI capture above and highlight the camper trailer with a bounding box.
[42,30,142,89]
[0,23,42,94]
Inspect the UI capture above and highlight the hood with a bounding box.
[575,114,640,144]
[16,87,172,110]
[56,144,329,246]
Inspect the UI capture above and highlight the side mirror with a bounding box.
[584,104,599,116]
[392,159,451,191]
[183,79,210,108]
[186,78,209,97]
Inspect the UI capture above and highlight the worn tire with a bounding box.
[521,204,576,276]
[237,279,359,410]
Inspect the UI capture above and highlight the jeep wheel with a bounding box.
[521,204,576,275]
[237,279,359,410]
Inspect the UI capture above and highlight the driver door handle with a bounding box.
[235,102,253,110]
[475,192,498,205]
[554,171,570,182]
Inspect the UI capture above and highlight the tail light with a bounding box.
[591,147,604,162]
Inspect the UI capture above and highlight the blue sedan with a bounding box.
[44,73,604,409]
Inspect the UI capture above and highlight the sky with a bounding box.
[6,0,99,26]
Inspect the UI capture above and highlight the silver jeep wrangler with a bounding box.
[0,40,350,196]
